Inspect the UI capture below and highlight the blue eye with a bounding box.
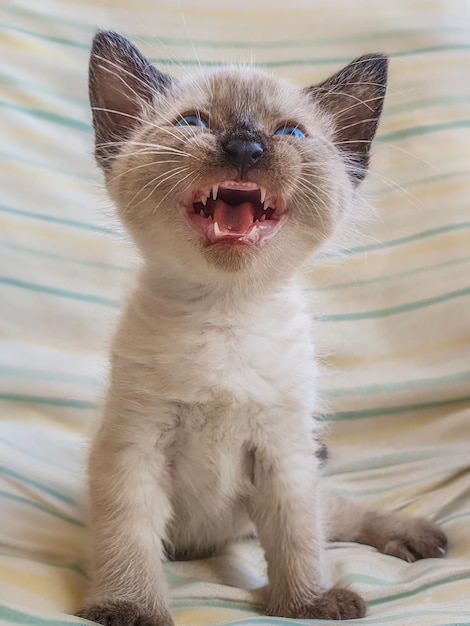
[176,115,207,129]
[275,126,306,138]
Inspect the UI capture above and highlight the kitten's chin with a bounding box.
[202,240,259,273]
[178,180,287,252]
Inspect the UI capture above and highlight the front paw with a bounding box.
[76,600,173,626]
[268,587,366,620]
[382,516,447,562]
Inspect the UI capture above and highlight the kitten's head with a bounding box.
[89,32,387,286]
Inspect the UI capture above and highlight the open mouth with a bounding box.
[181,180,286,247]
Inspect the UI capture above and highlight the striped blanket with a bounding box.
[1,0,470,624]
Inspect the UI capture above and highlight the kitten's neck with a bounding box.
[139,263,303,315]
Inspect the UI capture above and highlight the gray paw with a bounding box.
[383,517,448,562]
[359,511,448,563]
[268,587,366,620]
[76,600,173,626]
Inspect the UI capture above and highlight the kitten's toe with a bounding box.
[384,517,448,562]
[360,511,448,562]
[76,600,173,626]
[268,588,366,620]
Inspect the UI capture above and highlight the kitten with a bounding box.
[77,31,447,626]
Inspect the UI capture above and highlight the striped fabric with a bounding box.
[1,0,470,624]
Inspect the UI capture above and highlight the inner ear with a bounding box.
[89,31,174,168]
[307,54,388,182]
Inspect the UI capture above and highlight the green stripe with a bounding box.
[324,368,470,398]
[379,119,470,142]
[368,572,470,606]
[319,286,470,322]
[0,364,100,386]
[0,149,93,182]
[1,23,89,49]
[6,6,470,48]
[0,204,118,235]
[386,95,470,115]
[339,570,467,590]
[0,490,83,526]
[325,394,470,421]
[0,437,79,473]
[0,605,85,626]
[149,45,470,67]
[314,254,470,293]
[170,598,470,625]
[5,21,469,63]
[0,276,120,307]
[0,465,76,505]
[170,598,260,612]
[0,73,88,107]
[0,393,96,409]
[439,510,470,525]
[332,467,454,497]
[2,24,470,58]
[0,548,86,577]
[331,448,451,474]
[338,220,470,256]
[376,170,470,194]
[0,99,91,133]
[0,241,128,273]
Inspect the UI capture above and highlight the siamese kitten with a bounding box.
[77,31,447,626]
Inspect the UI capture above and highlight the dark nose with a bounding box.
[223,139,264,171]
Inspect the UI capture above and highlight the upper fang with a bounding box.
[201,195,208,206]
[260,186,266,204]
[212,184,219,200]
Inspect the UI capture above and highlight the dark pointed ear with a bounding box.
[307,54,388,182]
[89,31,174,168]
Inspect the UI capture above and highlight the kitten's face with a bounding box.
[90,32,387,285]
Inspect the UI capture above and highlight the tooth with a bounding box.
[260,214,266,222]
[263,200,270,212]
[260,186,266,204]
[199,209,205,217]
[212,184,219,200]
[213,221,222,237]
[201,195,208,206]
[248,225,258,240]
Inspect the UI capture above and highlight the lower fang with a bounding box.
[213,221,222,237]
[260,214,266,222]
[199,209,205,217]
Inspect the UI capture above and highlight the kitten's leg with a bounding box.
[76,400,176,626]
[324,491,448,561]
[248,438,366,620]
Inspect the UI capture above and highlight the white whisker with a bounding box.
[125,166,189,212]
[151,171,195,215]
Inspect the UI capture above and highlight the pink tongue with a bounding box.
[213,200,254,234]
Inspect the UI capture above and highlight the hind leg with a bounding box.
[324,491,447,561]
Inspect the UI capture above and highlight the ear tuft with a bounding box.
[89,31,174,168]
[308,54,388,182]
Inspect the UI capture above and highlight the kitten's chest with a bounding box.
[154,302,315,406]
